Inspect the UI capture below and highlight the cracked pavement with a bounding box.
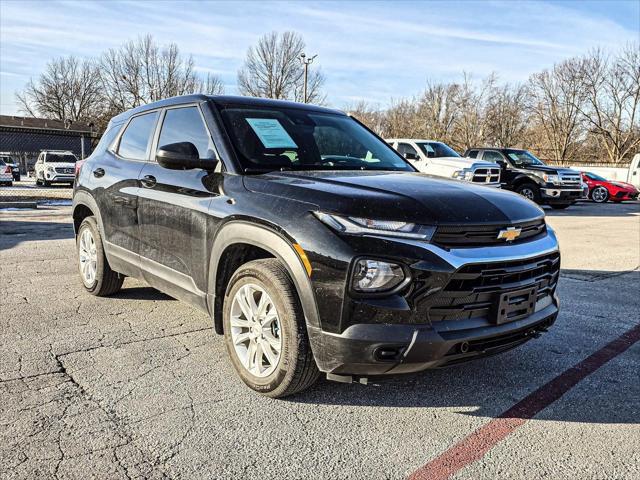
[1,201,639,479]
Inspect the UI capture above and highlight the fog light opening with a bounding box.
[459,341,470,354]
[374,346,402,362]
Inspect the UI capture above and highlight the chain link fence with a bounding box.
[1,118,96,206]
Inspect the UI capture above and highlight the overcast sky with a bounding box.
[1,0,638,115]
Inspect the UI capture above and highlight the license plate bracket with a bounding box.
[494,287,537,324]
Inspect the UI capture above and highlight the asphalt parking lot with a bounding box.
[1,201,638,479]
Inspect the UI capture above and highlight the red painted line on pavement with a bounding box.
[409,323,640,480]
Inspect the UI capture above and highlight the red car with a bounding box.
[581,172,640,203]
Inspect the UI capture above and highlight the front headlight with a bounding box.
[452,169,474,181]
[352,259,405,292]
[534,172,560,184]
[314,212,435,240]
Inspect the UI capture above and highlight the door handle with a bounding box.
[141,175,157,188]
[93,168,105,178]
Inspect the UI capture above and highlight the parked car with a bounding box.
[34,150,78,186]
[73,95,560,397]
[387,139,501,187]
[464,148,583,209]
[0,157,13,186]
[0,153,20,181]
[581,171,640,203]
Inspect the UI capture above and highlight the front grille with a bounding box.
[55,167,74,174]
[428,252,560,323]
[559,173,581,186]
[432,218,546,248]
[472,167,500,184]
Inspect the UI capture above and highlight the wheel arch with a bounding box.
[207,221,320,336]
[72,192,104,237]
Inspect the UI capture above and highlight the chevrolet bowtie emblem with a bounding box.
[497,227,522,242]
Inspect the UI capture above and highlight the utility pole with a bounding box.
[299,53,317,103]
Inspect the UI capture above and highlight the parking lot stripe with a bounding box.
[409,323,640,480]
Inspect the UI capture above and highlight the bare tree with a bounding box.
[527,58,587,163]
[347,101,386,135]
[486,83,529,147]
[451,73,496,151]
[199,73,225,95]
[237,31,325,103]
[16,56,103,122]
[414,80,460,145]
[99,35,204,112]
[578,44,640,163]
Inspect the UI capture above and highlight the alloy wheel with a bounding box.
[78,229,97,286]
[520,187,535,200]
[230,284,282,377]
[592,187,608,203]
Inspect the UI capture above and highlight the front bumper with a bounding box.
[315,299,558,376]
[540,187,582,203]
[45,173,75,183]
[309,230,561,376]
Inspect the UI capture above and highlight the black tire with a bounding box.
[43,180,51,187]
[223,259,320,398]
[516,182,541,203]
[590,186,609,203]
[550,203,572,210]
[35,178,42,186]
[76,216,124,296]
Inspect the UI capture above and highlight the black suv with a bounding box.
[464,148,584,209]
[73,95,560,397]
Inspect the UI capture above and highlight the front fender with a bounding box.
[207,220,321,332]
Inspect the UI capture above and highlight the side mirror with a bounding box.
[404,152,419,161]
[156,142,216,170]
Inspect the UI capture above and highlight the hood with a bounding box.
[47,162,76,169]
[430,157,498,169]
[244,171,543,225]
[515,164,579,175]
[610,181,637,190]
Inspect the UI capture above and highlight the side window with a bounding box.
[117,112,159,160]
[482,151,505,162]
[467,150,478,159]
[397,142,419,157]
[157,107,215,159]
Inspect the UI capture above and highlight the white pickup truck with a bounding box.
[386,139,501,187]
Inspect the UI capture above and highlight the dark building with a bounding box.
[0,115,97,173]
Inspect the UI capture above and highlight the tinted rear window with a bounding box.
[118,112,158,160]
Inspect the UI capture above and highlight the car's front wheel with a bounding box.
[516,183,540,203]
[77,216,124,296]
[223,259,320,398]
[591,186,609,203]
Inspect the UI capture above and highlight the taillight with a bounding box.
[4,165,10,174]
[75,160,86,177]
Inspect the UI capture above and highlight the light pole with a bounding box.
[299,53,317,103]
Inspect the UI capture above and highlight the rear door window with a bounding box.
[396,142,419,157]
[118,112,159,160]
[482,150,506,162]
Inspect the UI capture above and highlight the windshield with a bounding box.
[416,142,460,158]
[585,172,607,181]
[46,153,77,163]
[219,106,413,172]
[505,150,545,166]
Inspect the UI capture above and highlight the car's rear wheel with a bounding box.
[516,183,540,203]
[77,216,123,296]
[223,259,319,398]
[591,186,609,203]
